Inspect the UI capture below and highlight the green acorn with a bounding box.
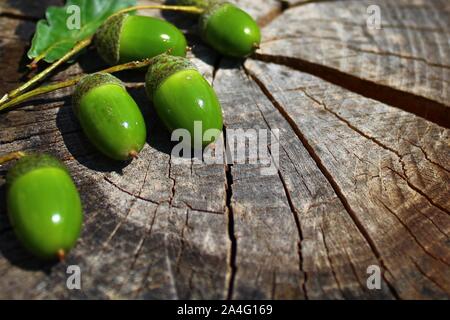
[145,54,223,147]
[95,13,188,65]
[7,154,83,260]
[73,73,147,160]
[178,0,261,57]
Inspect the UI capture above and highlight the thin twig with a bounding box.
[0,4,203,109]
[116,4,204,16]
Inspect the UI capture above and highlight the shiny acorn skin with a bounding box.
[73,73,147,161]
[7,154,82,260]
[95,14,187,65]
[145,54,223,147]
[177,0,261,57]
[200,2,261,57]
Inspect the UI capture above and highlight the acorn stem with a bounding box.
[0,58,154,112]
[115,4,204,16]
[128,150,139,159]
[0,37,93,107]
[0,151,27,165]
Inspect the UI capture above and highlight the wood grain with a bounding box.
[244,59,450,299]
[214,60,394,299]
[0,0,449,299]
[257,0,450,127]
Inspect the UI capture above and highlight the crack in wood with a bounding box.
[408,256,448,295]
[225,163,237,300]
[378,199,450,268]
[223,128,237,300]
[257,1,287,28]
[168,154,176,206]
[175,209,190,273]
[0,10,40,22]
[130,205,158,269]
[103,176,159,205]
[247,85,309,299]
[1,115,58,131]
[100,159,153,249]
[164,233,180,299]
[2,0,449,299]
[180,200,224,215]
[0,127,80,145]
[270,270,277,299]
[245,66,401,299]
[384,166,450,216]
[404,139,450,174]
[116,203,159,295]
[262,33,450,70]
[261,34,369,46]
[253,53,450,129]
[280,0,338,10]
[344,249,366,294]
[2,102,68,114]
[320,225,345,297]
[295,87,450,216]
[343,45,450,71]
[410,204,450,241]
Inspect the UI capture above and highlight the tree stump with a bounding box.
[0,0,449,299]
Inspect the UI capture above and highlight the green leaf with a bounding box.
[27,0,136,63]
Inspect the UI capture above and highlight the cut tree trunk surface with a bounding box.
[0,0,449,299]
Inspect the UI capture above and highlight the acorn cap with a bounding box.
[6,154,68,187]
[72,73,125,117]
[199,1,230,37]
[145,54,196,100]
[94,13,128,65]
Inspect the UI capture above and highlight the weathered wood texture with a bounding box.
[258,0,450,127]
[0,0,449,299]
